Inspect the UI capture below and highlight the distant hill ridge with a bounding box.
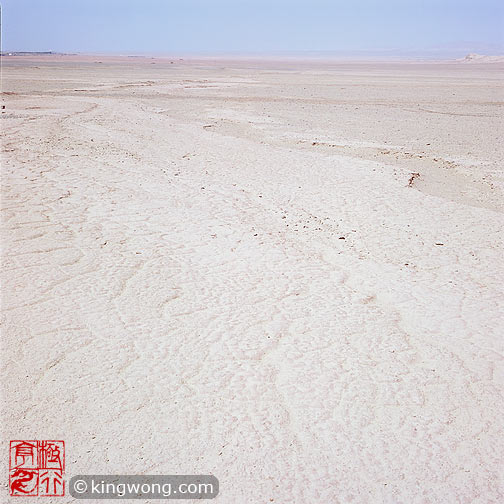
[459,53,504,63]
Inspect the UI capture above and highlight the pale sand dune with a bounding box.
[1,57,504,503]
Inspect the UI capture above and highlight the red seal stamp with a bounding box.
[9,440,65,497]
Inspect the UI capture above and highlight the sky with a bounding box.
[2,0,504,56]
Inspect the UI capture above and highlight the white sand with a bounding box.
[2,56,504,503]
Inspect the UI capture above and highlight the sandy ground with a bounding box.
[1,56,504,503]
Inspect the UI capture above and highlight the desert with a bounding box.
[2,54,504,502]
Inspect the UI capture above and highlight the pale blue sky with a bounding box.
[2,0,503,56]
